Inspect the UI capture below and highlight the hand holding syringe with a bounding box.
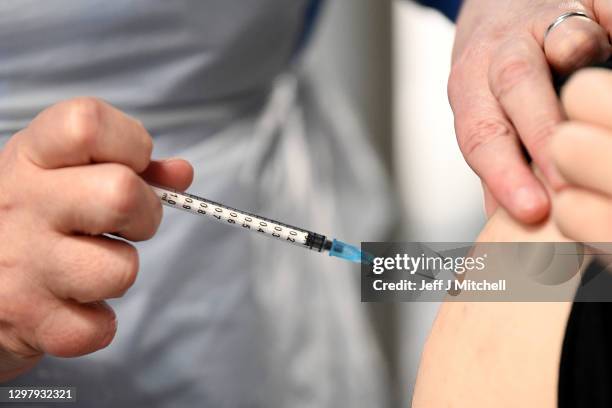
[0,98,195,381]
[0,96,364,384]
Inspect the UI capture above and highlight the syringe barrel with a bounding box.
[152,186,329,253]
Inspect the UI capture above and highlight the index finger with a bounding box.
[450,54,550,223]
[19,97,153,173]
[488,36,565,189]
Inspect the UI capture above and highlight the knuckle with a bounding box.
[113,246,139,297]
[146,197,163,239]
[458,118,513,158]
[133,119,153,173]
[138,121,153,154]
[104,166,141,218]
[490,54,533,98]
[37,325,82,358]
[0,321,41,361]
[63,97,105,151]
[489,39,534,97]
[138,138,153,174]
[142,135,153,166]
[38,306,116,357]
[139,205,162,241]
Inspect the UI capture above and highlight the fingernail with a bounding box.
[513,186,549,222]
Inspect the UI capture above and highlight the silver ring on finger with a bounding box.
[544,11,595,42]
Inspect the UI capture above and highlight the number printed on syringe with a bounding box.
[155,188,309,247]
[150,185,366,264]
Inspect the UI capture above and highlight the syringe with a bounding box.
[150,185,366,263]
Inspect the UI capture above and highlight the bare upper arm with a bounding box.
[413,209,576,407]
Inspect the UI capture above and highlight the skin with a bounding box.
[552,68,612,242]
[413,68,612,406]
[0,97,193,381]
[452,0,612,223]
[413,209,575,407]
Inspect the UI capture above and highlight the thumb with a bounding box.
[140,158,194,191]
